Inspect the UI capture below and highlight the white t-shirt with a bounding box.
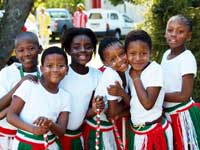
[128,61,164,125]
[59,66,102,130]
[0,63,40,130]
[13,80,71,129]
[94,67,128,121]
[161,49,197,108]
[95,67,123,101]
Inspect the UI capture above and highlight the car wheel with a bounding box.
[114,30,121,40]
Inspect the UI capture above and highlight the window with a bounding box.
[123,14,133,23]
[110,13,118,20]
[89,13,102,19]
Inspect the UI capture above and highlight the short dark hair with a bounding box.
[167,14,192,32]
[98,37,123,61]
[15,31,40,47]
[125,30,152,51]
[41,46,68,65]
[61,27,97,54]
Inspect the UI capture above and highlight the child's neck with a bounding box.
[40,76,59,94]
[118,71,126,88]
[22,66,38,73]
[70,63,89,75]
[170,46,186,56]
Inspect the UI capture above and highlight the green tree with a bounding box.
[0,0,34,69]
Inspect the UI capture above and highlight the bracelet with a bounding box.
[133,77,140,82]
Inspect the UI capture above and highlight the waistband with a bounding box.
[0,126,16,137]
[130,118,169,134]
[85,118,113,131]
[64,128,82,138]
[164,99,194,114]
[16,129,56,145]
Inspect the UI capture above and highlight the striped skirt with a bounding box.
[82,118,118,150]
[127,118,173,150]
[12,129,60,150]
[0,126,16,150]
[59,128,83,150]
[164,100,200,150]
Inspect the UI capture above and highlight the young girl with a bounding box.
[0,31,42,149]
[7,46,71,149]
[82,37,130,150]
[161,14,200,149]
[124,30,173,149]
[59,27,103,150]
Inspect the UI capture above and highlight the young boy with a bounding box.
[0,31,42,149]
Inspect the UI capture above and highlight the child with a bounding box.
[0,31,42,149]
[161,14,200,149]
[82,37,130,150]
[7,46,71,149]
[124,30,173,149]
[59,27,103,150]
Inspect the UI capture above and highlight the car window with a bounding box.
[89,13,102,19]
[48,11,69,19]
[123,15,133,23]
[110,13,118,20]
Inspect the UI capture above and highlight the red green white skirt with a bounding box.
[59,128,83,150]
[82,118,119,150]
[127,118,173,150]
[12,129,60,150]
[164,100,200,150]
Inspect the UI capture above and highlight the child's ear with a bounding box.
[40,65,44,74]
[38,45,43,54]
[187,32,192,41]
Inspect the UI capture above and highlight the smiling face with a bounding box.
[69,35,94,66]
[15,39,40,72]
[165,17,192,51]
[103,42,128,72]
[40,54,68,85]
[127,40,150,72]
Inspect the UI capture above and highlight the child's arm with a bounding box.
[107,81,130,105]
[0,75,38,112]
[0,107,8,120]
[106,81,130,118]
[33,112,69,136]
[7,95,48,135]
[164,74,194,102]
[129,68,161,110]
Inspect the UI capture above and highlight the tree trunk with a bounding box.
[0,0,34,69]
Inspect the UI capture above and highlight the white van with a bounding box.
[86,9,134,39]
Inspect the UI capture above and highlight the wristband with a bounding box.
[133,78,140,82]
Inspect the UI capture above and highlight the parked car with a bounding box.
[86,9,134,39]
[46,8,73,40]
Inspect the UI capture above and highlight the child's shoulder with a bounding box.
[0,62,21,75]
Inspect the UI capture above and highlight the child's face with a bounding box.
[69,35,94,66]
[103,43,128,72]
[127,40,150,72]
[40,54,68,84]
[165,18,192,51]
[15,39,40,72]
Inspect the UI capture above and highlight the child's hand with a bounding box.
[107,81,124,97]
[33,117,53,128]
[32,125,49,135]
[92,96,104,113]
